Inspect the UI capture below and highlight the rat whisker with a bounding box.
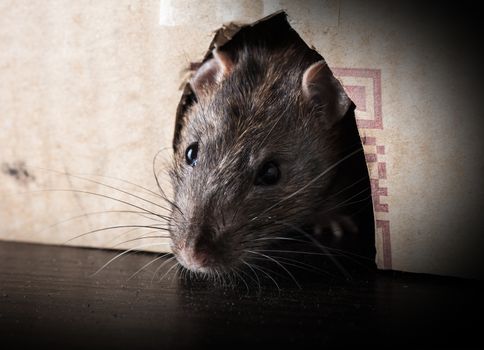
[222,270,231,289]
[135,212,171,223]
[230,269,239,290]
[158,260,180,284]
[152,256,178,284]
[231,270,240,289]
[325,187,370,211]
[186,267,194,283]
[275,220,372,261]
[246,250,301,289]
[326,195,373,213]
[230,219,281,241]
[266,221,352,280]
[234,213,312,246]
[240,259,262,292]
[37,167,174,214]
[234,266,258,294]
[110,233,170,249]
[153,148,183,216]
[91,242,171,277]
[243,261,281,292]
[29,189,169,220]
[126,253,172,281]
[230,268,241,291]
[215,269,222,286]
[171,265,183,287]
[271,255,336,278]
[252,236,313,244]
[325,176,368,201]
[89,173,165,200]
[36,166,165,200]
[38,209,168,234]
[255,249,337,257]
[261,257,318,275]
[250,147,363,222]
[179,265,188,284]
[64,224,170,245]
[307,235,352,280]
[245,205,312,230]
[105,226,151,246]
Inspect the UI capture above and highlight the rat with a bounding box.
[167,16,374,279]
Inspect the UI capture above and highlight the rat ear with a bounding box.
[190,48,234,98]
[302,60,352,126]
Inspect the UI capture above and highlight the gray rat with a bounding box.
[168,15,374,278]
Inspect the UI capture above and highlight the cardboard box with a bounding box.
[1,0,483,279]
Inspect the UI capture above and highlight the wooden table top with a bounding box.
[0,241,482,348]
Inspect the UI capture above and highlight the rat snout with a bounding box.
[175,224,230,273]
[177,245,212,273]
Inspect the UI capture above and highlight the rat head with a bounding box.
[169,46,351,276]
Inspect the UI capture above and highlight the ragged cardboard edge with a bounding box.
[173,11,382,266]
[173,18,244,151]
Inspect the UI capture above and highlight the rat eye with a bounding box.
[185,142,199,166]
[255,161,280,186]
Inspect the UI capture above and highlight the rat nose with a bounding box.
[180,222,232,273]
[177,246,213,272]
[176,224,221,272]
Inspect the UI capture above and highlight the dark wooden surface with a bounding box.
[0,241,482,349]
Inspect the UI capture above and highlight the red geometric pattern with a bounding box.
[344,85,367,112]
[333,68,383,129]
[332,68,391,269]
